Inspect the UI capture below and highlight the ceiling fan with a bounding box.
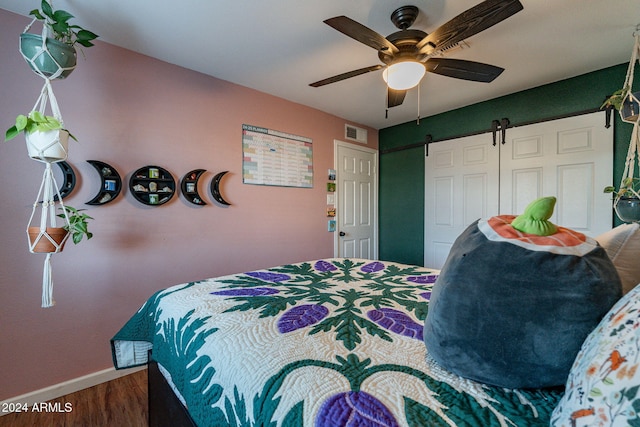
[310,0,524,109]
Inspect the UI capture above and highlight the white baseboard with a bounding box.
[0,365,146,416]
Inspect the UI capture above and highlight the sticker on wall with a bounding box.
[328,220,336,232]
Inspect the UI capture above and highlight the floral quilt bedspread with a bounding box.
[111,258,562,426]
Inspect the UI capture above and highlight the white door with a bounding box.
[500,111,613,237]
[335,141,378,259]
[425,111,613,269]
[424,134,500,268]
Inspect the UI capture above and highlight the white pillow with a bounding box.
[596,223,640,294]
[550,283,640,426]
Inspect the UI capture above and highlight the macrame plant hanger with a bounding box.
[20,1,74,307]
[615,30,640,215]
[20,4,77,81]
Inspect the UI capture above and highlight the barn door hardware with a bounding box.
[492,118,510,146]
[424,134,433,157]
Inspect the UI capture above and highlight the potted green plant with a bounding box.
[5,111,77,162]
[602,86,640,124]
[604,177,640,223]
[602,86,630,111]
[58,205,94,244]
[27,205,93,253]
[20,0,98,79]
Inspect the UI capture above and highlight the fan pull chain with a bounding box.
[385,83,389,119]
[416,84,421,125]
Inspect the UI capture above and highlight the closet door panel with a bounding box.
[501,111,611,236]
[425,111,613,269]
[463,173,489,224]
[509,168,543,214]
[434,176,454,226]
[557,163,594,230]
[425,135,499,269]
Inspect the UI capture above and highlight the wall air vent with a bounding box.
[345,124,368,144]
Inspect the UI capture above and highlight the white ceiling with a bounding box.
[1,0,639,130]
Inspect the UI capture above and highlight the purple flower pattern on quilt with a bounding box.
[314,260,338,272]
[244,271,291,282]
[406,276,437,301]
[316,391,398,427]
[367,308,423,339]
[212,259,434,351]
[211,287,279,296]
[407,274,438,284]
[361,261,385,273]
[278,304,329,333]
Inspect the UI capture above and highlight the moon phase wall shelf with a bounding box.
[44,161,231,207]
[86,160,122,205]
[210,171,231,205]
[180,169,207,205]
[129,165,176,206]
[53,161,76,201]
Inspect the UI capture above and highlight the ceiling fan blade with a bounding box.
[424,58,504,82]
[387,87,406,108]
[324,16,399,55]
[309,65,384,87]
[416,0,523,55]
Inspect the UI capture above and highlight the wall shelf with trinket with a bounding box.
[129,165,176,206]
[180,169,207,206]
[86,160,122,205]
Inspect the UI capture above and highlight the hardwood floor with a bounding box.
[0,369,147,427]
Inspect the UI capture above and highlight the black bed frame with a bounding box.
[148,359,197,427]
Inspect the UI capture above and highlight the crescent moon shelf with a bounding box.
[86,160,122,205]
[53,161,76,201]
[210,171,231,205]
[180,169,207,206]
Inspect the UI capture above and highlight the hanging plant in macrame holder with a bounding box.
[10,1,97,307]
[605,32,640,223]
[23,79,75,307]
[617,32,640,124]
[23,81,71,163]
[20,21,77,80]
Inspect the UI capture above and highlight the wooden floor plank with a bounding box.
[0,369,147,427]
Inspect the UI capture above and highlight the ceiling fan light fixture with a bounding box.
[382,61,425,90]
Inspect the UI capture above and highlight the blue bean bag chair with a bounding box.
[423,197,622,389]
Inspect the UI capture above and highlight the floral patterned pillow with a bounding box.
[550,284,640,426]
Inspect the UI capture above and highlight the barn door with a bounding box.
[500,111,613,237]
[424,134,499,269]
[425,111,613,269]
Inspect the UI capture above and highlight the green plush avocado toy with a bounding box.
[511,196,558,236]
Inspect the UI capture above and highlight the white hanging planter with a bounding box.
[25,129,69,163]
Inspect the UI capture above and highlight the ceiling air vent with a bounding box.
[345,124,368,144]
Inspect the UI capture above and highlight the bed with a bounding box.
[111,258,563,426]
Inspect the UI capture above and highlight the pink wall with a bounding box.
[0,9,378,400]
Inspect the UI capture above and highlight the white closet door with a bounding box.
[500,111,613,237]
[424,111,613,269]
[424,134,499,269]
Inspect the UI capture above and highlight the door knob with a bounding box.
[339,231,346,236]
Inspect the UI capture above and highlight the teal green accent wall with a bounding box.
[379,63,635,265]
